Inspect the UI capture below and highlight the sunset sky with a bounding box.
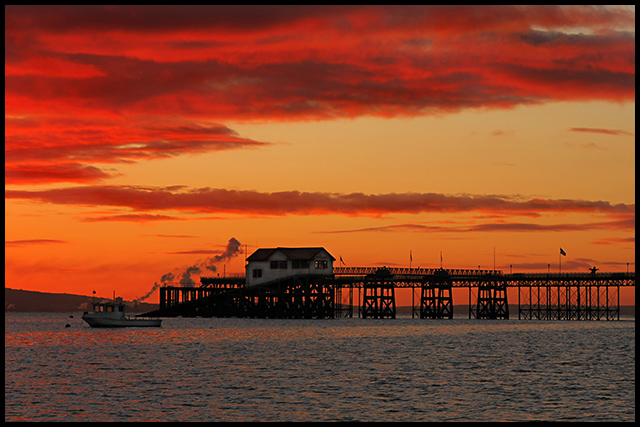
[5,6,635,305]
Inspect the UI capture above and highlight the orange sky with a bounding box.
[5,6,635,306]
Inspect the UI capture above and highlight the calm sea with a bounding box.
[5,313,635,422]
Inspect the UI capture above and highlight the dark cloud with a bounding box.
[320,217,634,234]
[570,127,634,136]
[81,214,183,223]
[6,6,634,36]
[140,234,198,238]
[5,186,634,219]
[167,250,222,255]
[5,239,68,246]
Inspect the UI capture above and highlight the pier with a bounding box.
[142,267,634,320]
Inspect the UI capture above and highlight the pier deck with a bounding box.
[141,268,634,320]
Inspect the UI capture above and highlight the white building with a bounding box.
[245,247,335,287]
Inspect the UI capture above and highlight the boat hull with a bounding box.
[82,316,161,328]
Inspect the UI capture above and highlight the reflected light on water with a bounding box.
[5,313,636,422]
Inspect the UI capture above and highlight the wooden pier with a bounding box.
[141,268,634,321]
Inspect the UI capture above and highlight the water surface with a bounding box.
[5,313,635,421]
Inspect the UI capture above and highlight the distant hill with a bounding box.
[5,288,158,313]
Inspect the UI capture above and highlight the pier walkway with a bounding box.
[141,267,634,321]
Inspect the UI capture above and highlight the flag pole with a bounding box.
[559,247,566,273]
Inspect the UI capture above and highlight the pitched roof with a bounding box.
[247,247,335,262]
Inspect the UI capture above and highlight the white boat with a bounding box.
[82,297,161,328]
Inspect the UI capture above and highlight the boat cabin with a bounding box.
[245,247,335,287]
[89,298,126,318]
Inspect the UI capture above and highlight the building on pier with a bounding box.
[245,247,335,287]
[142,251,634,321]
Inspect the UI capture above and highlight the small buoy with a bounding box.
[69,315,74,318]
[65,324,71,328]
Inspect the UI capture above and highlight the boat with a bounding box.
[82,297,162,328]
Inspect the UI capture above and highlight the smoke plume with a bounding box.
[132,237,242,302]
[206,237,242,265]
[180,265,201,287]
[132,272,174,304]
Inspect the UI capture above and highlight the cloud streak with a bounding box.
[5,163,116,185]
[319,218,634,234]
[5,239,69,247]
[570,127,634,136]
[5,185,634,219]
[81,213,184,223]
[591,237,635,246]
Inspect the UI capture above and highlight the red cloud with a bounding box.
[5,186,635,218]
[5,117,270,185]
[5,163,115,185]
[5,118,269,164]
[6,7,634,115]
[570,127,634,136]
[5,6,635,185]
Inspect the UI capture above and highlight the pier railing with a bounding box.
[143,269,633,320]
[333,266,502,277]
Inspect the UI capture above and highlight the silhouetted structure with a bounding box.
[361,268,396,318]
[420,269,454,319]
[140,249,634,321]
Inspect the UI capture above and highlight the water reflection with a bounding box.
[5,314,635,422]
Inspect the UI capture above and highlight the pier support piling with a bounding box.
[471,276,509,319]
[362,280,396,319]
[420,270,453,319]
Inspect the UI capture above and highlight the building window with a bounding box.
[292,260,310,269]
[253,269,262,278]
[315,260,328,269]
[270,260,288,269]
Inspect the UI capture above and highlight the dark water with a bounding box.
[5,313,635,422]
